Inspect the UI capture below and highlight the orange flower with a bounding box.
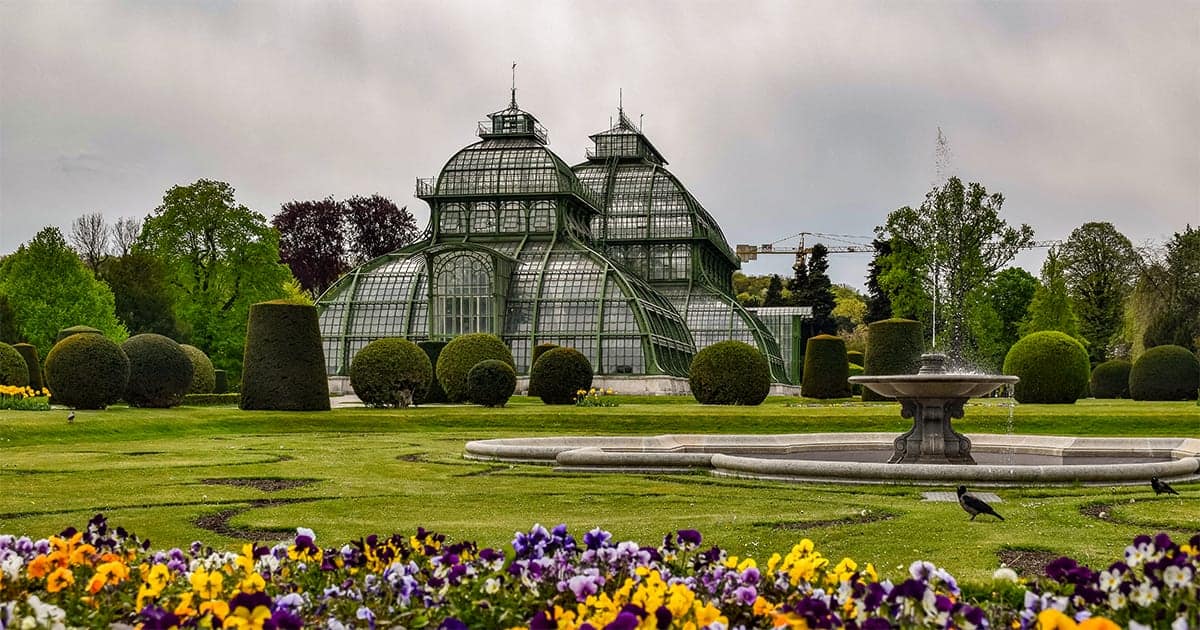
[1078,618,1121,630]
[27,554,51,579]
[46,566,75,593]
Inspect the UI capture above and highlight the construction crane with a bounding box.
[735,232,873,270]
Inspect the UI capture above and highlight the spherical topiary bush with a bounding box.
[180,344,216,394]
[848,362,864,397]
[122,334,194,408]
[530,347,594,405]
[55,325,102,344]
[467,359,516,407]
[689,341,770,406]
[1090,359,1132,399]
[45,334,129,409]
[847,350,864,367]
[802,335,850,399]
[416,341,449,403]
[862,318,924,401]
[0,342,29,387]
[1002,331,1090,404]
[240,301,330,411]
[527,342,560,396]
[436,333,514,403]
[13,343,42,391]
[350,338,433,408]
[1129,345,1200,401]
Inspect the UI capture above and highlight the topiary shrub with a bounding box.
[802,335,850,399]
[416,341,448,403]
[1002,331,1090,404]
[240,301,330,411]
[44,333,129,409]
[214,370,228,394]
[1090,359,1132,399]
[349,338,432,408]
[862,318,924,401]
[1129,345,1200,401]
[529,347,594,405]
[847,350,864,367]
[122,334,194,408]
[467,359,516,407]
[689,341,770,405]
[527,342,560,396]
[436,334,514,403]
[848,362,864,397]
[12,343,42,391]
[180,344,216,394]
[0,342,30,387]
[55,325,102,344]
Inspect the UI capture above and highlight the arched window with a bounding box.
[433,252,493,336]
[439,204,465,234]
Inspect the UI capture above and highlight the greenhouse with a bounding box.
[573,111,788,382]
[316,96,697,378]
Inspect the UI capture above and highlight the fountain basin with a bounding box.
[464,433,1200,487]
[848,374,1018,399]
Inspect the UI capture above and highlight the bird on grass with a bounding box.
[67,411,75,423]
[1151,477,1179,496]
[957,485,1004,521]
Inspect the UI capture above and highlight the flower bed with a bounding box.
[0,515,1195,629]
[0,385,50,411]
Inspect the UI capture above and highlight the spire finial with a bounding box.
[619,88,623,115]
[510,62,517,108]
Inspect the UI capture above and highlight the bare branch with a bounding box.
[69,212,109,271]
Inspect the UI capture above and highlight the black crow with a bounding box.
[957,485,1004,521]
[1151,477,1180,496]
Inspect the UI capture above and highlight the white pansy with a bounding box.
[1097,568,1123,592]
[1163,565,1192,590]
[1130,581,1160,607]
[1171,616,1189,630]
[0,554,22,581]
[992,567,1018,582]
[1107,591,1127,611]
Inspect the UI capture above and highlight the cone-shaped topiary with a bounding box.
[213,370,228,394]
[240,301,330,411]
[1003,331,1090,404]
[350,338,432,407]
[122,334,194,408]
[45,333,129,409]
[847,350,864,367]
[529,347,594,405]
[467,359,516,407]
[55,325,103,344]
[802,335,850,399]
[415,341,448,403]
[436,333,514,403]
[527,343,560,396]
[689,341,770,405]
[12,343,42,391]
[1090,359,1132,399]
[1129,345,1199,401]
[180,345,216,394]
[0,342,30,387]
[862,318,924,401]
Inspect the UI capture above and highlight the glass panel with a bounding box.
[433,252,493,336]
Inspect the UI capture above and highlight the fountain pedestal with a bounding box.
[850,354,1018,466]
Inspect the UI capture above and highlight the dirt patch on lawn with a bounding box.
[193,498,316,541]
[201,478,318,492]
[759,511,895,531]
[997,549,1060,578]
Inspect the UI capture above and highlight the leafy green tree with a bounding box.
[1021,249,1082,341]
[1058,222,1140,362]
[863,239,893,324]
[763,274,785,307]
[99,251,182,339]
[879,177,1034,359]
[1128,225,1200,353]
[875,236,933,342]
[966,268,1037,370]
[831,284,867,333]
[139,179,291,377]
[0,227,126,357]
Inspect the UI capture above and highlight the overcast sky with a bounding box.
[2,1,1198,289]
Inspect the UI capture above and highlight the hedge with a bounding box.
[527,343,560,397]
[1089,359,1131,399]
[0,342,29,388]
[1002,331,1090,404]
[467,359,516,407]
[214,370,228,394]
[862,318,924,401]
[1129,345,1199,401]
[181,344,216,394]
[689,341,770,405]
[416,341,449,403]
[529,347,594,405]
[350,338,432,407]
[846,350,864,367]
[436,334,514,403]
[44,333,129,409]
[240,301,330,411]
[55,325,103,344]
[848,362,864,397]
[802,335,850,399]
[122,334,195,408]
[182,393,241,406]
[12,343,42,391]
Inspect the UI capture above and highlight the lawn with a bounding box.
[0,397,1195,584]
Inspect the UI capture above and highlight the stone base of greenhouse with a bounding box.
[326,376,802,398]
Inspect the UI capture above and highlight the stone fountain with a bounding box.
[849,353,1018,465]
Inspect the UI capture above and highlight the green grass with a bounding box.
[0,397,1196,584]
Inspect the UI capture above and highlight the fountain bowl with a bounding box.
[848,374,1018,399]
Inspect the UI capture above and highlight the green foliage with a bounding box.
[139,180,291,380]
[213,370,228,395]
[0,343,30,387]
[12,343,43,391]
[862,318,924,401]
[1021,249,1082,341]
[529,347,594,405]
[848,362,864,396]
[831,285,867,333]
[239,301,330,411]
[1089,359,1131,399]
[801,335,850,399]
[180,344,216,394]
[527,343,560,397]
[876,237,933,339]
[44,333,129,409]
[182,393,241,406]
[1126,226,1199,354]
[863,239,894,324]
[466,360,516,407]
[349,338,432,408]
[0,295,19,345]
[789,244,836,335]
[436,334,514,403]
[98,252,181,339]
[1129,345,1199,401]
[689,341,770,405]
[847,350,864,366]
[122,334,195,408]
[1003,331,1090,404]
[1059,222,1140,363]
[878,177,1035,359]
[416,341,449,403]
[763,275,785,307]
[0,227,127,359]
[969,268,1038,370]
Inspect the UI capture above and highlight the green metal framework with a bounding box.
[572,111,789,382]
[317,97,696,377]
